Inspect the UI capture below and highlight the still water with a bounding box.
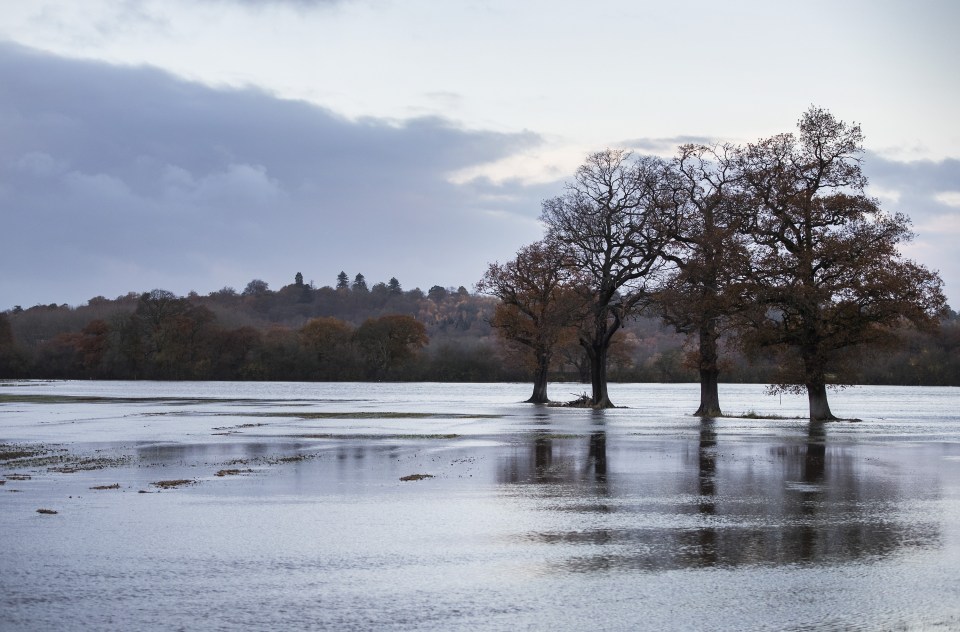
[2,381,959,630]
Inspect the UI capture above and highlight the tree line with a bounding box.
[478,107,947,419]
[1,109,956,410]
[0,280,520,382]
[0,269,956,390]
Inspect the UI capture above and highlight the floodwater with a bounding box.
[2,381,959,631]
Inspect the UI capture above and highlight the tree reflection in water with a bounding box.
[497,418,941,573]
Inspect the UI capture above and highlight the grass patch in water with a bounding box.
[90,483,121,490]
[49,456,131,473]
[1,445,43,461]
[732,410,803,420]
[215,468,253,477]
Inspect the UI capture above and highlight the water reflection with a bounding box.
[498,420,941,573]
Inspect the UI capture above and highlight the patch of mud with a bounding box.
[151,479,195,489]
[90,483,121,490]
[400,474,435,481]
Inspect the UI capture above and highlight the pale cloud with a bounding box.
[934,191,960,208]
[621,136,718,157]
[866,185,901,205]
[913,213,960,236]
[448,143,586,187]
[5,0,958,164]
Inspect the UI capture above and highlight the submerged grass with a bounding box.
[284,433,461,440]
[732,410,804,420]
[215,411,501,420]
[0,445,44,462]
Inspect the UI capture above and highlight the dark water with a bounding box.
[2,382,959,630]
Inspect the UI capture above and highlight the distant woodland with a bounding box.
[1,273,957,386]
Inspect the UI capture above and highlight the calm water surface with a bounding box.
[2,381,959,630]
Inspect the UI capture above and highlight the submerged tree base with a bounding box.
[549,393,620,409]
[694,406,723,418]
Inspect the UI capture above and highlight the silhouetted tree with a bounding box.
[242,279,269,296]
[336,271,349,291]
[541,149,677,407]
[352,273,368,293]
[428,285,448,302]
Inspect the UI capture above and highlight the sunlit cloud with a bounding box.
[934,191,960,208]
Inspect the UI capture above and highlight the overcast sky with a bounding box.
[2,0,959,309]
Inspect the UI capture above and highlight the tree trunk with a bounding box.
[802,346,836,421]
[589,343,614,408]
[526,353,550,404]
[694,322,722,417]
[806,381,836,421]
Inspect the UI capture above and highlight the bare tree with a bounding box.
[541,149,676,408]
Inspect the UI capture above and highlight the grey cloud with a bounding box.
[864,152,960,205]
[0,43,545,308]
[861,152,960,308]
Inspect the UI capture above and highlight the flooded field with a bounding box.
[2,381,960,630]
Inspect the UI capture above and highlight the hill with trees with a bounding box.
[1,270,956,388]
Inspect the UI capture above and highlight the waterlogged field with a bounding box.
[2,381,960,631]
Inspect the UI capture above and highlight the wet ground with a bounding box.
[2,381,960,630]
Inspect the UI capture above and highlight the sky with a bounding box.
[1,0,959,310]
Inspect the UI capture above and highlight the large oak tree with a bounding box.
[656,143,750,417]
[736,107,945,420]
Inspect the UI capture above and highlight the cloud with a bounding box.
[934,192,960,208]
[0,42,545,308]
[620,136,719,156]
[862,152,960,307]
